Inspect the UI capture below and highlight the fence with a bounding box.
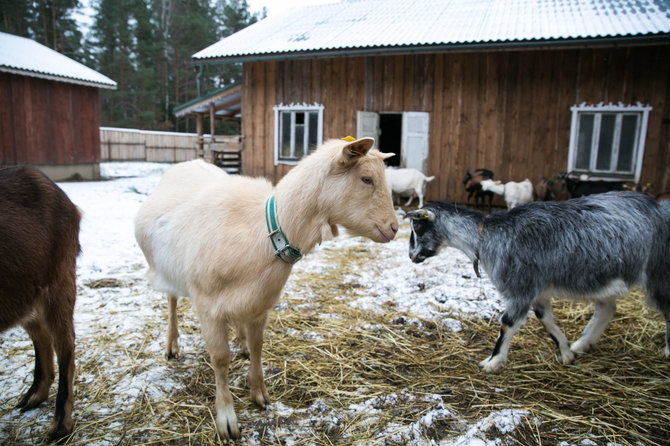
[100,127,241,165]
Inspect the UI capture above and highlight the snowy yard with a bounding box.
[1,163,668,445]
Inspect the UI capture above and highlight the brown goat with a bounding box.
[534,177,570,201]
[0,166,80,443]
[463,168,494,209]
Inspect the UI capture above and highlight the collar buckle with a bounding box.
[266,196,303,265]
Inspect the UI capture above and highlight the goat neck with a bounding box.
[273,137,397,254]
[273,163,332,256]
[436,204,485,264]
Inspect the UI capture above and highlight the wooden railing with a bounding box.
[100,127,241,169]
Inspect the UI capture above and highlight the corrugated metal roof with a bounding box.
[0,32,117,89]
[193,0,670,62]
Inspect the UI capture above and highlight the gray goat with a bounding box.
[406,192,670,373]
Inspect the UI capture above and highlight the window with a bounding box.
[273,103,324,165]
[567,103,651,182]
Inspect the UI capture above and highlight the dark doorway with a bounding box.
[379,113,402,167]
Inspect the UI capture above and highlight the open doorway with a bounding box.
[379,113,402,167]
[357,110,430,173]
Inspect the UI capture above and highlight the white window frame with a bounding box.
[567,102,652,182]
[273,103,324,166]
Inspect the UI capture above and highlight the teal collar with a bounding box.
[265,196,303,264]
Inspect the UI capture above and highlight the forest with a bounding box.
[0,0,263,132]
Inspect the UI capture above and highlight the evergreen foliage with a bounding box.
[0,0,264,131]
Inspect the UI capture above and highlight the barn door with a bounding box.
[356,111,380,144]
[402,112,430,173]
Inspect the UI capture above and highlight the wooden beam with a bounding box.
[196,113,204,158]
[209,102,215,140]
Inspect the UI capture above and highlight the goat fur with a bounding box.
[481,178,533,209]
[407,192,670,373]
[385,167,435,208]
[463,168,494,209]
[135,137,398,439]
[0,166,80,443]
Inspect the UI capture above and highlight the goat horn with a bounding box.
[404,209,436,222]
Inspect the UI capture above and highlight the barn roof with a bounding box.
[0,32,117,89]
[193,0,670,63]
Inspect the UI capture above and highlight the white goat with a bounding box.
[481,178,533,209]
[135,137,398,440]
[385,167,435,208]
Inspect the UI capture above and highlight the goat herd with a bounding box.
[2,137,670,443]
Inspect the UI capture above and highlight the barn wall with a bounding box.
[0,72,102,180]
[242,44,670,202]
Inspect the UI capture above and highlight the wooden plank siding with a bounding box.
[241,45,670,202]
[0,72,101,167]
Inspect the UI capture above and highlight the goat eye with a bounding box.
[361,176,373,185]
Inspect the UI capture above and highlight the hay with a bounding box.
[2,232,669,445]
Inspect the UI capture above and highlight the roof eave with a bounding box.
[192,34,670,65]
[0,66,118,89]
[173,83,242,117]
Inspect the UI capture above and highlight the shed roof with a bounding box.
[0,32,117,89]
[173,83,241,119]
[193,0,670,63]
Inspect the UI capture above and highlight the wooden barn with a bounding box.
[0,32,117,180]
[189,0,670,204]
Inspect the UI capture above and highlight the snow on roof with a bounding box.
[193,0,670,62]
[0,31,117,89]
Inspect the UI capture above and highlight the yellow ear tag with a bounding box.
[341,136,356,142]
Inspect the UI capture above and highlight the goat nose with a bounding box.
[391,222,399,234]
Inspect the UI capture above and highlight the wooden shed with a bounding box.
[0,31,117,180]
[191,0,670,203]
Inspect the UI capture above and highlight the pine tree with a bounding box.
[91,0,139,127]
[87,0,262,129]
[212,0,264,87]
[0,0,32,36]
[0,0,85,62]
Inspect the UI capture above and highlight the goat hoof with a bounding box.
[252,393,270,409]
[17,389,48,411]
[165,344,180,360]
[560,349,575,365]
[479,356,505,374]
[251,384,270,409]
[47,421,72,444]
[165,339,179,359]
[216,404,240,440]
[570,339,591,355]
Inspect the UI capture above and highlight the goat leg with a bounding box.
[571,299,617,355]
[165,294,180,359]
[18,311,55,410]
[46,274,76,443]
[198,312,240,440]
[480,304,529,373]
[533,297,574,364]
[245,316,270,408]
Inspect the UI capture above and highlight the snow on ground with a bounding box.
[0,162,526,445]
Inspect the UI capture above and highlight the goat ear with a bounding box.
[380,152,394,160]
[404,209,436,222]
[338,137,375,166]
